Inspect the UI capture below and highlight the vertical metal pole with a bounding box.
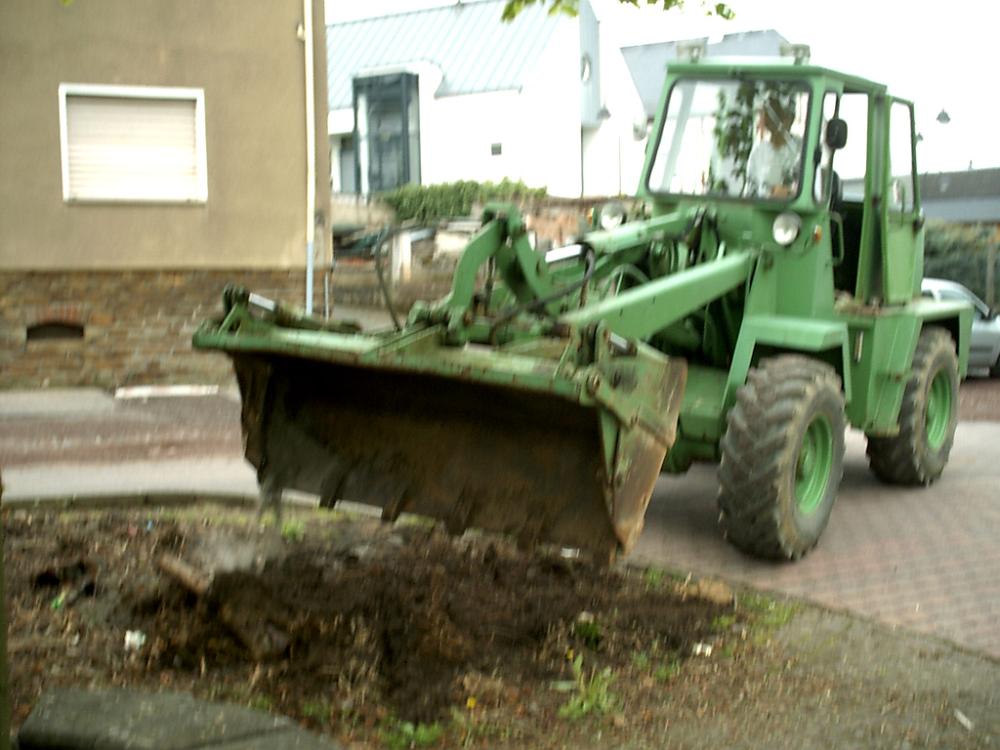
[302,0,317,315]
[986,242,998,309]
[0,475,10,750]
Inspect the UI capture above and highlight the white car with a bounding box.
[921,278,1000,376]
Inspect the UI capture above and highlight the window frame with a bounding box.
[644,75,813,205]
[58,82,208,204]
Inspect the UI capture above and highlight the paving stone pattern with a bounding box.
[633,425,1000,658]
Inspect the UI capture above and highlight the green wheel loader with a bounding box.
[194,53,971,562]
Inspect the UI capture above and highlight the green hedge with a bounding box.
[924,221,999,303]
[378,179,547,224]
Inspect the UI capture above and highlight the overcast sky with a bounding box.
[326,0,998,174]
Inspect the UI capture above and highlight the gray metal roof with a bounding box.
[327,1,561,111]
[921,168,1000,200]
[622,30,788,117]
[920,169,1000,223]
[921,197,1000,223]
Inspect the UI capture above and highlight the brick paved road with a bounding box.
[632,423,1000,659]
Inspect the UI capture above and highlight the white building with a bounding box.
[621,30,788,123]
[326,0,648,199]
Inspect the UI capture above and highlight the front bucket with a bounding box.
[229,343,684,561]
[194,294,686,560]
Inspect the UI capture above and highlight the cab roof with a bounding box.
[665,59,889,96]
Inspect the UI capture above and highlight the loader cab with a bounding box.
[641,61,924,308]
[815,83,923,306]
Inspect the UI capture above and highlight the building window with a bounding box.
[26,321,85,342]
[338,135,357,194]
[58,83,208,203]
[353,74,420,194]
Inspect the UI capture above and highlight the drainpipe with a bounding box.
[0,476,9,750]
[302,0,317,314]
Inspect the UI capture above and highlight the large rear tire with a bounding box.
[718,356,846,560]
[866,327,959,485]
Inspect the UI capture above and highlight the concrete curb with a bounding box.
[18,687,342,749]
[1,492,319,513]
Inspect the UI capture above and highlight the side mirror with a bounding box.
[825,118,848,150]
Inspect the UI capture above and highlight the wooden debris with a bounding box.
[155,553,289,660]
[156,553,211,596]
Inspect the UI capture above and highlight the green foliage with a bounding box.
[653,657,681,682]
[247,695,273,712]
[558,655,618,720]
[738,592,796,631]
[449,706,499,748]
[502,0,734,23]
[631,650,651,670]
[380,720,445,749]
[280,519,305,543]
[711,613,737,632]
[924,221,999,304]
[379,179,546,225]
[573,618,603,648]
[301,699,330,724]
[502,0,578,20]
[642,566,665,590]
[711,79,757,193]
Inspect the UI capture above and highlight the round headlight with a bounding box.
[599,201,627,231]
[772,212,802,246]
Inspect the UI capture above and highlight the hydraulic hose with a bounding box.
[489,247,597,340]
[373,227,403,331]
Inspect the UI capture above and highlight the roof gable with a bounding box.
[622,30,788,117]
[326,0,561,112]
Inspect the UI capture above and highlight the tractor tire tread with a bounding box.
[866,327,958,486]
[718,356,845,560]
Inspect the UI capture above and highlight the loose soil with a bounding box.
[4,507,997,749]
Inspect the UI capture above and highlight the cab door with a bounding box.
[881,99,923,304]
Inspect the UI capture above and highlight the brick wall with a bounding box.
[0,270,311,389]
[0,200,634,389]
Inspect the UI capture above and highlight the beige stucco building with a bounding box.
[0,0,330,387]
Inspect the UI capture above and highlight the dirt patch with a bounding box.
[5,506,997,749]
[4,508,728,743]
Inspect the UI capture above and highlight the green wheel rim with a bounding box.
[795,414,833,515]
[925,369,952,451]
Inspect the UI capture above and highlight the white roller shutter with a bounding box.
[59,84,207,203]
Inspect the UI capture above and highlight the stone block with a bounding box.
[18,688,341,750]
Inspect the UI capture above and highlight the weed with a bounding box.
[739,592,797,630]
[247,694,273,712]
[711,613,737,633]
[301,699,329,724]
[558,655,618,720]
[574,619,603,648]
[281,519,305,543]
[450,706,499,748]
[653,658,681,682]
[380,719,444,749]
[631,651,650,671]
[642,567,665,589]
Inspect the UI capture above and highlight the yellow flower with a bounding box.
[566,648,575,661]
[466,696,477,710]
